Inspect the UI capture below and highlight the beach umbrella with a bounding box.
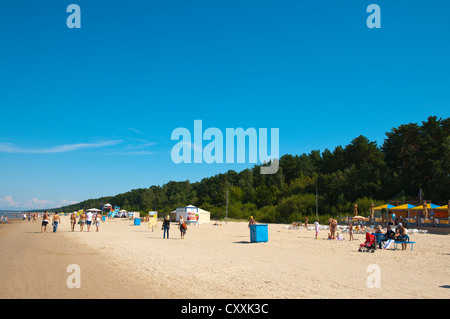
[411,202,439,217]
[86,208,101,212]
[373,204,395,210]
[354,203,358,216]
[391,203,415,218]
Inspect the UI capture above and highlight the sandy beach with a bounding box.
[0,216,449,299]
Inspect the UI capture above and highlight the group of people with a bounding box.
[161,215,188,239]
[0,215,10,223]
[70,211,103,232]
[306,217,411,250]
[40,211,60,233]
[313,218,340,240]
[373,223,409,250]
[39,210,103,233]
[22,213,38,222]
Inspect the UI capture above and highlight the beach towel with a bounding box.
[383,239,394,249]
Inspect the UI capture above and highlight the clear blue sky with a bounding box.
[0,0,449,210]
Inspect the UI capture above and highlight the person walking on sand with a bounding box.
[70,212,77,232]
[305,217,308,229]
[348,223,353,241]
[79,211,87,232]
[41,211,50,233]
[94,212,102,232]
[314,219,320,239]
[162,215,170,239]
[179,215,187,239]
[86,210,94,232]
[52,212,60,233]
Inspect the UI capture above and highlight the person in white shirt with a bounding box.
[86,211,94,232]
[314,219,320,239]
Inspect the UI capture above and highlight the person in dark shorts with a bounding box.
[179,215,187,239]
[41,211,50,233]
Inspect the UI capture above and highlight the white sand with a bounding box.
[1,216,449,299]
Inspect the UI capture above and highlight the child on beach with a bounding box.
[348,224,353,241]
[314,219,320,239]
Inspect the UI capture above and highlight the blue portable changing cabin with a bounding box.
[249,224,268,243]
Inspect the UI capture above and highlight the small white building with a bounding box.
[172,205,210,224]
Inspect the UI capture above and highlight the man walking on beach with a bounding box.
[86,210,93,232]
[52,212,60,233]
[41,211,50,233]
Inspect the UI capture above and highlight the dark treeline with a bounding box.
[53,116,449,224]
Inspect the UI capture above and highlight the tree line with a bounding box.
[53,116,449,224]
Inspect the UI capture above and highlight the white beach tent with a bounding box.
[175,205,210,224]
[119,209,128,218]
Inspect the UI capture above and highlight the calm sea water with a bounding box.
[1,211,26,220]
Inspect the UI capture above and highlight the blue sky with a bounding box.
[0,0,449,210]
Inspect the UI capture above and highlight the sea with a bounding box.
[0,211,28,220]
